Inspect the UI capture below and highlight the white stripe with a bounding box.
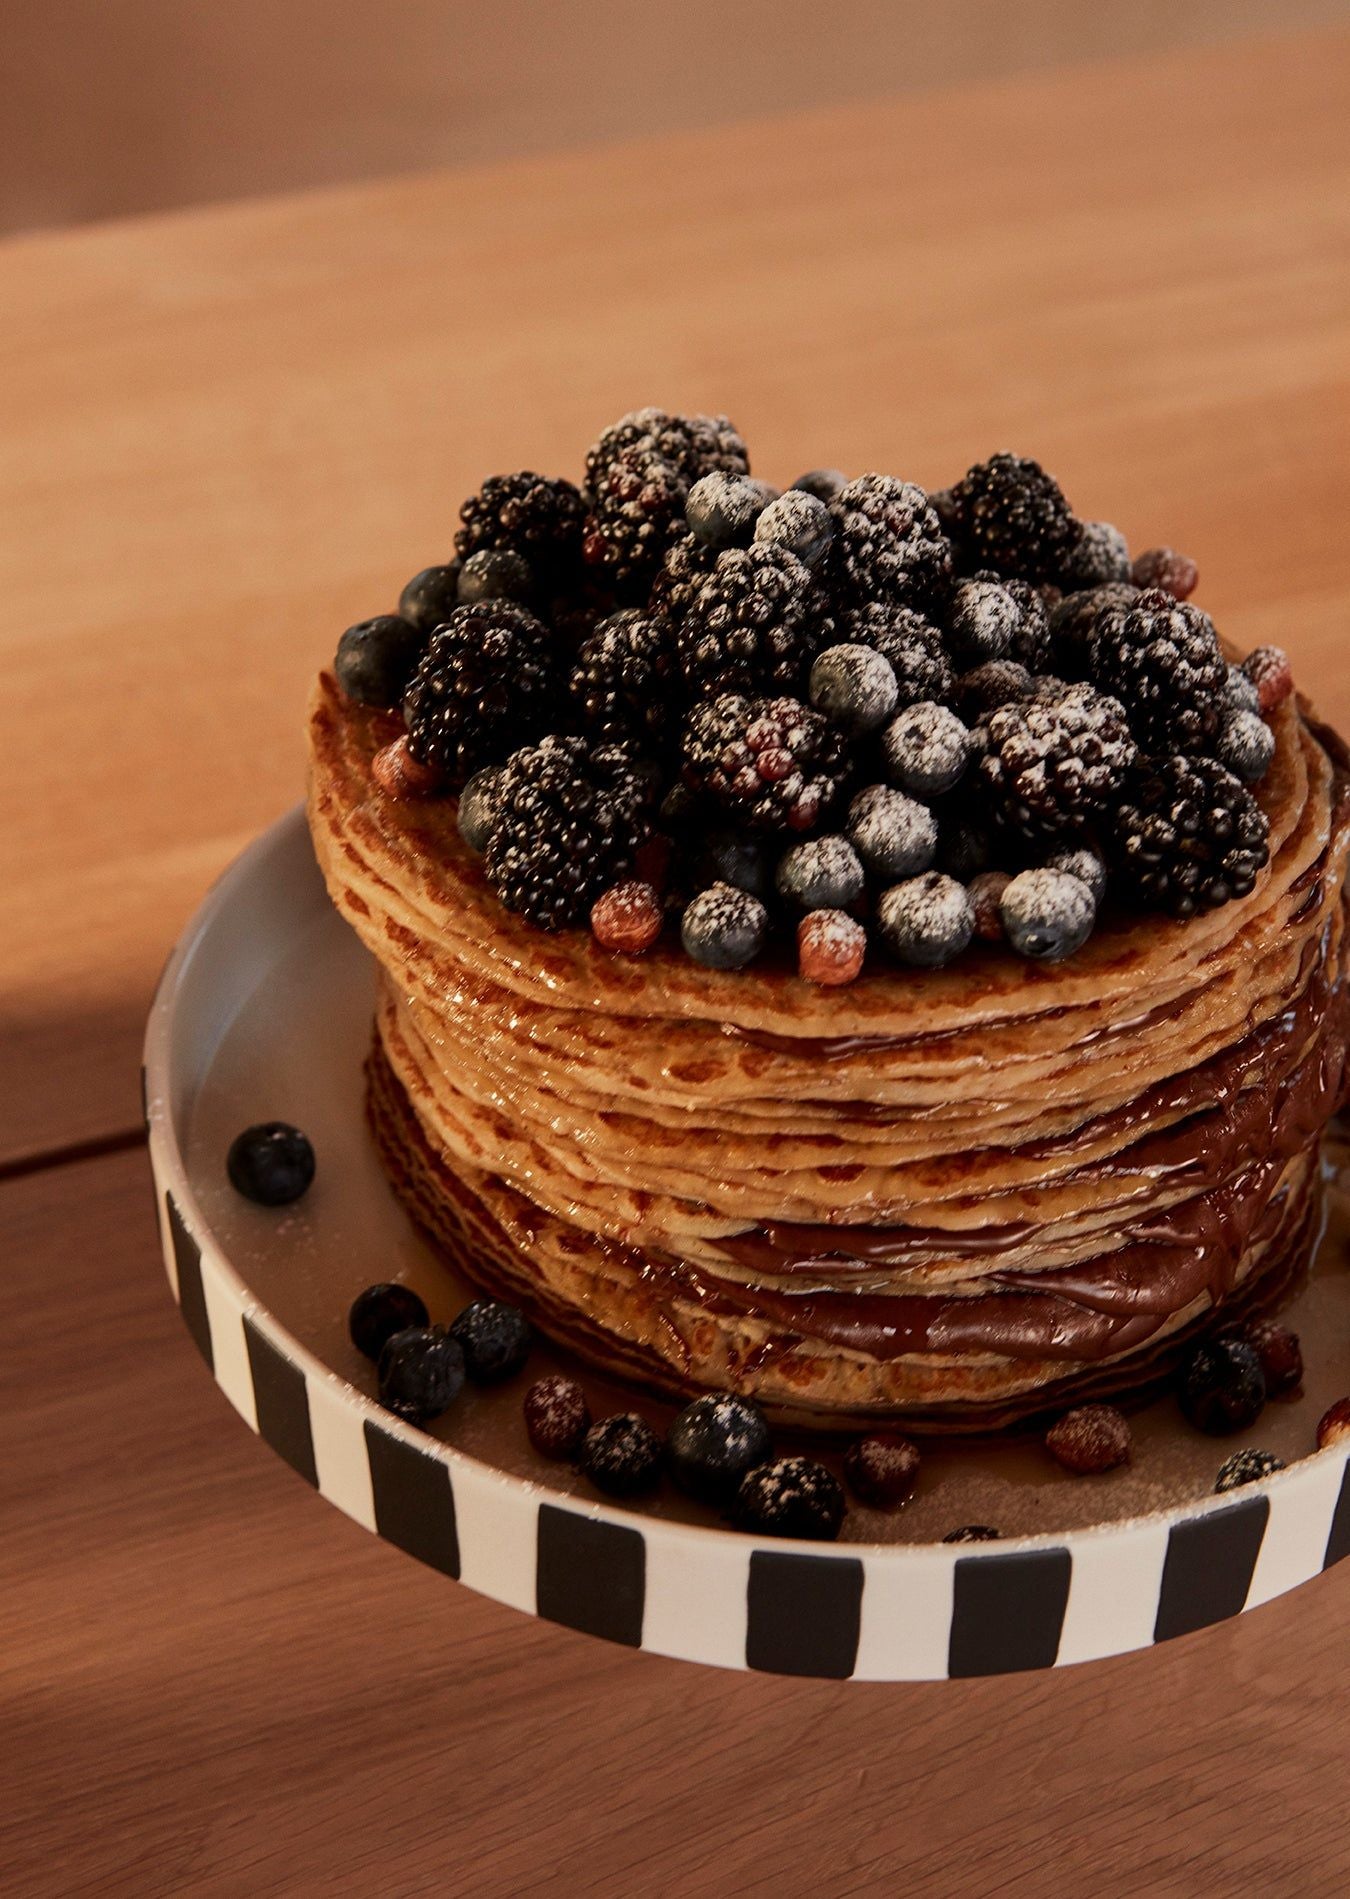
[451,1459,541,1614]
[1246,1454,1349,1607]
[853,1551,955,1680]
[307,1373,377,1531]
[1056,1518,1171,1666]
[643,1527,750,1670]
[199,1247,258,1432]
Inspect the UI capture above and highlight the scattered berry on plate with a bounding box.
[754,489,834,568]
[348,1283,430,1362]
[881,701,972,796]
[876,872,975,967]
[942,1525,1001,1544]
[809,643,899,736]
[848,784,938,880]
[591,879,664,953]
[1001,867,1096,963]
[734,1457,846,1540]
[666,1394,772,1504]
[1317,1398,1350,1450]
[226,1122,316,1206]
[843,1433,920,1507]
[580,1413,664,1497]
[797,909,867,986]
[398,563,463,631]
[334,614,426,708]
[1129,547,1198,599]
[681,882,769,970]
[1239,1321,1303,1398]
[456,765,502,853]
[523,1374,591,1460]
[372,735,444,801]
[1178,1336,1267,1436]
[1214,1448,1285,1493]
[377,1326,466,1424]
[1045,1404,1131,1475]
[449,1299,532,1383]
[776,835,865,911]
[1242,644,1294,714]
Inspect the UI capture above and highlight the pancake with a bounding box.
[306,670,1350,1430]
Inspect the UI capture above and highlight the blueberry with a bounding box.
[524,1374,591,1460]
[1218,709,1276,785]
[1045,846,1107,905]
[348,1283,430,1361]
[734,1458,845,1541]
[1215,1448,1285,1494]
[848,784,937,879]
[942,1525,1001,1544]
[877,873,975,968]
[775,835,865,911]
[695,830,774,902]
[334,615,426,708]
[457,766,502,854]
[1179,1337,1267,1436]
[791,468,847,503]
[1224,664,1260,716]
[685,473,767,548]
[398,563,462,632]
[449,1299,531,1383]
[667,1394,772,1504]
[681,882,768,970]
[947,579,1020,665]
[226,1122,315,1206]
[580,1413,663,1497]
[881,702,972,796]
[810,644,899,736]
[754,491,834,569]
[377,1326,465,1424]
[1001,868,1096,962]
[457,548,535,607]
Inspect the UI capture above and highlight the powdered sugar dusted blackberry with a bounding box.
[881,701,972,796]
[848,784,938,879]
[1063,520,1131,588]
[1046,845,1107,905]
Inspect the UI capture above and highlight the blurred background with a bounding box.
[6,0,1349,236]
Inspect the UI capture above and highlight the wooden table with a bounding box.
[6,28,1350,1896]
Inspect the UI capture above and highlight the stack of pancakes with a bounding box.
[307,672,1350,1431]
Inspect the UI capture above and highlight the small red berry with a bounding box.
[1130,547,1199,599]
[968,871,1011,943]
[1240,1320,1303,1398]
[797,909,867,986]
[372,735,443,800]
[524,1374,590,1460]
[1317,1397,1350,1452]
[844,1433,920,1507]
[590,880,663,954]
[1046,1404,1131,1475]
[1242,645,1294,715]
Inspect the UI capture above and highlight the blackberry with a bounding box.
[829,475,953,610]
[404,603,554,788]
[483,735,653,929]
[678,545,835,698]
[455,472,586,581]
[570,609,678,750]
[584,408,749,491]
[946,452,1077,582]
[1062,520,1131,589]
[580,1412,663,1497]
[839,603,953,708]
[1110,755,1269,918]
[1002,579,1053,672]
[583,447,688,600]
[1048,582,1139,679]
[734,1458,845,1541]
[1091,589,1228,754]
[652,531,721,623]
[682,693,848,834]
[1046,844,1107,905]
[1178,1336,1266,1436]
[666,1395,772,1504]
[1215,1448,1285,1494]
[978,682,1136,842]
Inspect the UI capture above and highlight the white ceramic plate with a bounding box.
[144,807,1350,1679]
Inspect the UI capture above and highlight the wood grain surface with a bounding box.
[4,28,1350,1897]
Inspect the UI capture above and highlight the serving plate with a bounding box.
[144,806,1350,1678]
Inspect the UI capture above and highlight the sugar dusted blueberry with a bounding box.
[948,578,1020,665]
[580,1413,663,1497]
[349,1282,430,1362]
[449,1299,532,1383]
[881,701,972,797]
[791,468,848,503]
[877,872,974,967]
[524,1374,590,1460]
[457,548,535,607]
[1046,845,1107,905]
[226,1122,315,1206]
[456,765,501,852]
[798,909,867,986]
[754,490,834,569]
[377,1326,465,1424]
[681,881,768,970]
[686,472,768,548]
[1215,1448,1285,1494]
[848,784,938,880]
[667,1394,772,1503]
[1064,520,1131,588]
[1218,709,1276,785]
[1179,1336,1266,1436]
[335,614,426,708]
[1225,664,1260,716]
[843,1433,920,1507]
[398,563,462,631]
[735,1458,845,1540]
[809,643,900,736]
[1001,867,1096,962]
[776,834,865,911]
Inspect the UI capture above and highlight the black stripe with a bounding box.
[243,1318,317,1487]
[1324,1463,1350,1569]
[745,1551,863,1679]
[364,1421,460,1578]
[1154,1496,1269,1642]
[167,1192,213,1373]
[948,1548,1072,1677]
[536,1504,645,1649]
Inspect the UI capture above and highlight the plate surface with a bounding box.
[144,806,1350,1678]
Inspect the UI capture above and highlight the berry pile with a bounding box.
[333,413,1294,974]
